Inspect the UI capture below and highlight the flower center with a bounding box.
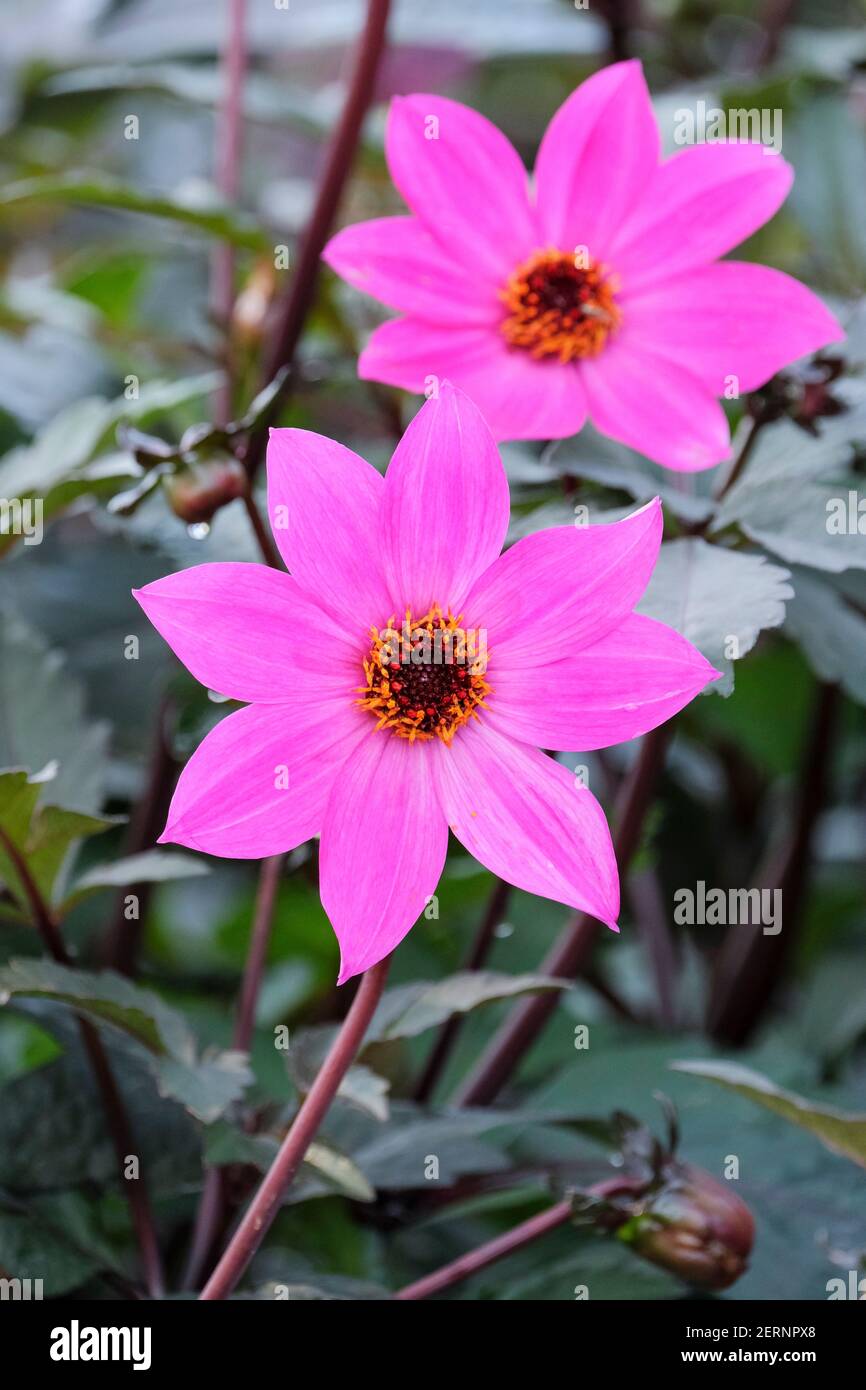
[500,248,621,362]
[358,606,491,744]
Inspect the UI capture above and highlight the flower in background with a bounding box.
[323,61,843,472]
[134,385,718,982]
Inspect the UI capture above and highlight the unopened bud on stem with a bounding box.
[163,454,246,524]
[618,1162,754,1291]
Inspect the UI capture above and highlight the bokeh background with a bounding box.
[0,0,865,1301]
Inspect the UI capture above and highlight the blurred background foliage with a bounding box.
[0,0,864,1301]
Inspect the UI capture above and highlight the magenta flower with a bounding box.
[133,385,718,982]
[323,61,843,472]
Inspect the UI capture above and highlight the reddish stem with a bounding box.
[211,0,247,424]
[199,954,391,1300]
[182,853,285,1290]
[0,827,165,1297]
[241,0,392,479]
[394,1200,573,1300]
[454,725,673,1107]
[708,681,841,1044]
[101,694,178,976]
[413,879,512,1104]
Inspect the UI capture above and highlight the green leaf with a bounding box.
[303,1143,375,1204]
[0,769,116,913]
[0,613,109,815]
[336,1063,390,1122]
[157,1052,251,1127]
[550,425,715,525]
[713,386,866,574]
[671,1060,866,1169]
[0,373,221,553]
[231,367,291,432]
[88,0,605,63]
[203,1123,375,1204]
[23,805,117,906]
[349,1112,515,1191]
[42,62,345,137]
[63,849,209,909]
[783,567,866,704]
[0,959,250,1123]
[0,173,270,251]
[367,971,568,1044]
[0,1026,202,1199]
[288,1027,390,1121]
[638,539,793,694]
[0,1192,120,1297]
[0,397,114,500]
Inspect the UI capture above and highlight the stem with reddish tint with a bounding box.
[199,954,391,1300]
[713,411,771,505]
[413,879,512,1104]
[394,1199,574,1300]
[101,694,178,976]
[454,724,674,1108]
[182,853,285,1290]
[241,474,283,569]
[241,0,392,480]
[0,827,165,1297]
[708,681,841,1044]
[211,0,247,425]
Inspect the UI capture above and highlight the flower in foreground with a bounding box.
[134,385,719,982]
[323,60,843,471]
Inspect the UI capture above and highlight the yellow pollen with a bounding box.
[500,247,621,362]
[358,605,491,745]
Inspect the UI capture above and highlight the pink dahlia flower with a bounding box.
[134,385,719,982]
[323,60,843,471]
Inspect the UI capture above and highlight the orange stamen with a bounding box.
[358,604,491,745]
[500,247,621,362]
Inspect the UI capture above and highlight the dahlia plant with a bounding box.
[324,60,842,469]
[134,383,717,982]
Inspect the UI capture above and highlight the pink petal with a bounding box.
[433,722,619,928]
[534,60,659,260]
[622,261,844,395]
[266,428,391,626]
[385,93,538,278]
[487,613,721,752]
[159,698,369,858]
[322,216,499,325]
[463,499,662,668]
[133,563,358,702]
[581,341,731,472]
[379,382,510,614]
[359,317,588,442]
[320,733,447,983]
[612,144,794,293]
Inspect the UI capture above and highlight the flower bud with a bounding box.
[232,260,278,348]
[163,453,246,524]
[621,1163,754,1291]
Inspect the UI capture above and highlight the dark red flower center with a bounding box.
[500,248,621,361]
[358,606,491,744]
